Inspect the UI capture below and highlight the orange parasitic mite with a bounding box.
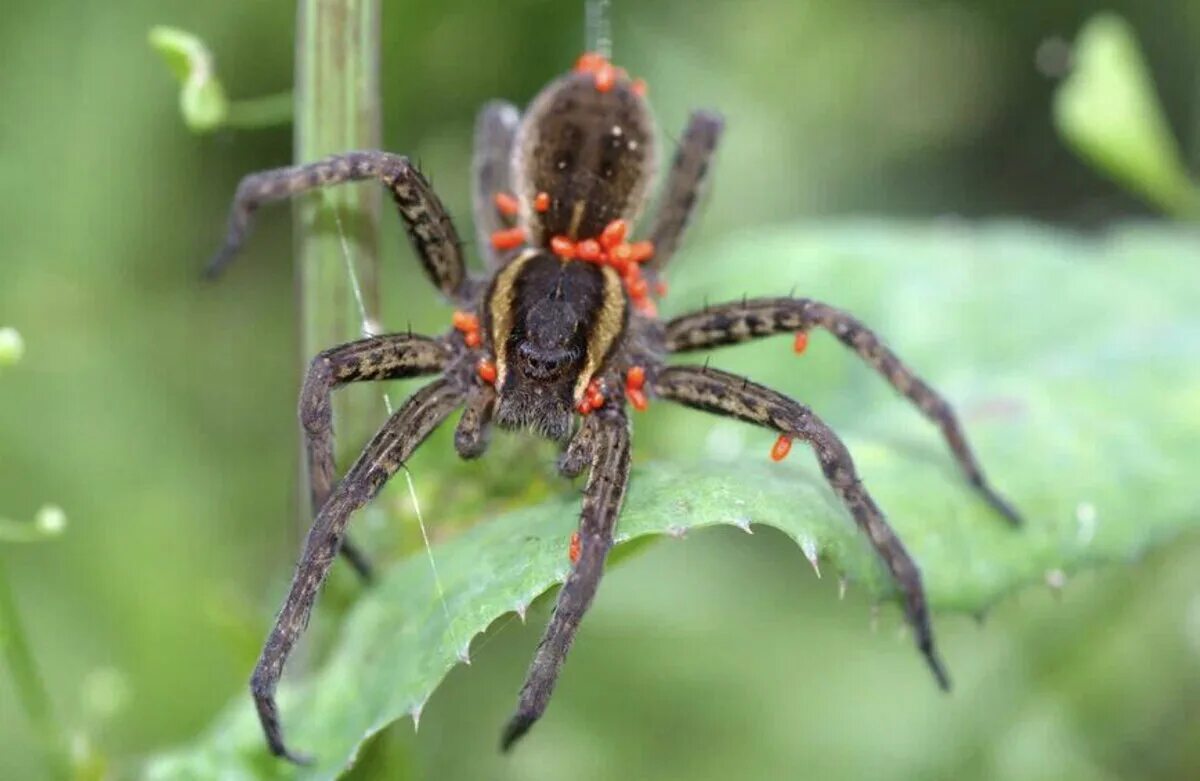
[574,52,606,74]
[576,239,602,262]
[599,219,628,250]
[550,235,577,259]
[609,243,633,271]
[568,532,581,564]
[593,62,617,93]
[452,310,482,348]
[628,241,655,264]
[770,435,793,462]
[477,358,497,384]
[626,276,649,299]
[586,378,606,405]
[451,310,477,332]
[534,191,550,213]
[493,191,519,217]
[577,379,605,415]
[625,366,648,410]
[490,226,526,251]
[794,331,809,355]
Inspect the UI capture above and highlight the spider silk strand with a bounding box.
[328,195,450,621]
[585,0,613,59]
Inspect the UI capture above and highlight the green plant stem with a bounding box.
[0,554,69,777]
[224,91,294,129]
[293,0,383,514]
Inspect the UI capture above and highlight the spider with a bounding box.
[207,52,1022,763]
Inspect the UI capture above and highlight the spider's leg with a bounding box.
[453,383,496,459]
[652,365,951,690]
[646,111,724,274]
[501,408,631,752]
[556,409,603,478]
[471,101,521,268]
[300,333,451,577]
[207,151,472,302]
[665,297,1022,526]
[252,378,465,764]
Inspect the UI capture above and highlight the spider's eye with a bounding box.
[516,341,576,380]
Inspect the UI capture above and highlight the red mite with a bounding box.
[568,532,581,564]
[477,358,497,384]
[490,226,526,251]
[494,191,520,217]
[625,366,648,412]
[576,379,607,415]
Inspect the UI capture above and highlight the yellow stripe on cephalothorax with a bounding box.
[573,265,627,402]
[489,249,538,388]
[568,200,587,239]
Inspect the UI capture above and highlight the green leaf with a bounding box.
[148,27,229,133]
[1053,13,1200,218]
[148,26,292,133]
[144,222,1200,779]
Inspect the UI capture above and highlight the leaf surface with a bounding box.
[145,222,1200,780]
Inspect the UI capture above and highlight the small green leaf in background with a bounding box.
[1053,13,1200,218]
[148,26,292,134]
[145,221,1200,780]
[148,27,229,133]
[0,327,24,367]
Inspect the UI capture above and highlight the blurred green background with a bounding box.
[2,1,1199,779]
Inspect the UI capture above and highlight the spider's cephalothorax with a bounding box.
[207,52,1022,764]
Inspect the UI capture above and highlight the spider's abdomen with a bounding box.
[513,67,657,248]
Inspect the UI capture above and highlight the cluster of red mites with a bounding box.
[573,51,646,97]
[625,365,648,412]
[575,378,607,415]
[487,53,660,314]
[452,310,482,348]
[574,365,648,417]
[490,204,662,315]
[549,219,659,316]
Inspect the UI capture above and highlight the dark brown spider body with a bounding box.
[205,52,1022,765]
[513,71,657,245]
[480,67,657,439]
[485,250,628,441]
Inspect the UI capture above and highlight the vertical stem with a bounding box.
[1191,6,1200,172]
[293,0,383,516]
[0,554,68,777]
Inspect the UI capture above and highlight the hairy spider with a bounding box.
[208,52,1022,763]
